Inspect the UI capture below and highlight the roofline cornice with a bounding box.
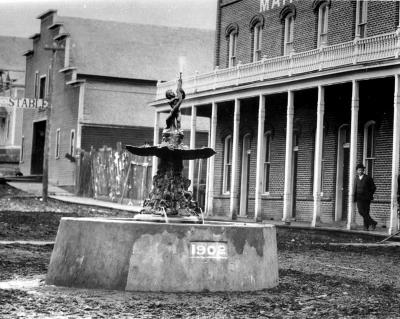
[48,22,64,30]
[36,9,57,20]
[23,50,34,56]
[53,33,70,41]
[77,73,158,84]
[28,33,40,40]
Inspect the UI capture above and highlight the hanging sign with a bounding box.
[0,96,49,109]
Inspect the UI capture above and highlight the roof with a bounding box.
[0,36,31,71]
[55,16,215,81]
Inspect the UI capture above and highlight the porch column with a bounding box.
[347,80,359,230]
[255,94,266,222]
[389,74,400,234]
[230,98,240,219]
[152,111,160,178]
[188,105,197,192]
[311,86,325,227]
[283,91,294,223]
[206,101,217,216]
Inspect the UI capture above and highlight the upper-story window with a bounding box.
[250,14,265,62]
[317,2,329,47]
[363,121,376,177]
[225,23,239,68]
[39,75,46,99]
[253,24,262,62]
[229,32,238,67]
[356,0,368,38]
[280,4,296,55]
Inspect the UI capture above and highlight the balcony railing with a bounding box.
[156,32,400,101]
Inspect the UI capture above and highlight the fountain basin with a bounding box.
[46,218,279,292]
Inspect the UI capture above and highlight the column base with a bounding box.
[346,222,358,230]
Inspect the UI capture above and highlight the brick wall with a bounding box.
[216,0,398,68]
[210,77,395,227]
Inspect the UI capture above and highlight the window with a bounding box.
[356,0,368,38]
[228,32,238,67]
[20,136,24,163]
[225,23,239,67]
[39,75,46,99]
[70,129,75,156]
[252,24,262,62]
[284,14,295,55]
[317,2,329,47]
[263,132,271,193]
[363,121,375,177]
[223,135,233,194]
[34,72,39,98]
[55,128,61,159]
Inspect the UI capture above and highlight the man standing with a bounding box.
[353,163,377,231]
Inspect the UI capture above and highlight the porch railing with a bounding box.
[156,32,399,100]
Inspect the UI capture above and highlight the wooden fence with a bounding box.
[76,143,152,205]
[76,143,208,208]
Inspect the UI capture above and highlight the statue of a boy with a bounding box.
[165,73,185,130]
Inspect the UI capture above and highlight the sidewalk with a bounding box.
[8,182,142,213]
[206,215,398,239]
[6,181,399,240]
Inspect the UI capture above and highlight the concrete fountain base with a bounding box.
[46,218,279,292]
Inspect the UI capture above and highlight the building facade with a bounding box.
[0,36,30,173]
[20,10,214,187]
[152,0,400,234]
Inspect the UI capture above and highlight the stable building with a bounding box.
[152,0,400,234]
[20,10,214,187]
[0,36,31,173]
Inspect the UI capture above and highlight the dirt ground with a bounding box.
[1,184,400,318]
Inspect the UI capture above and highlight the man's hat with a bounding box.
[356,163,366,170]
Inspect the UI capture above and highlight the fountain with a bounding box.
[125,74,215,223]
[46,74,278,292]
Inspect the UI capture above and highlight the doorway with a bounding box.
[291,133,299,219]
[31,120,46,175]
[239,134,251,216]
[335,124,350,221]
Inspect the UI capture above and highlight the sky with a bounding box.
[0,0,217,38]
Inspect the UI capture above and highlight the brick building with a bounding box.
[152,0,400,234]
[0,36,30,172]
[20,10,214,187]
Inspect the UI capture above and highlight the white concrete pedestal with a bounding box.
[46,218,279,292]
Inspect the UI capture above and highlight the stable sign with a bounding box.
[0,96,49,109]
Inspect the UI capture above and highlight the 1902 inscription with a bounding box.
[190,242,228,259]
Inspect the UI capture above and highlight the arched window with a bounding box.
[313,0,330,47]
[356,0,368,38]
[363,121,376,177]
[280,4,296,55]
[223,135,233,194]
[250,14,265,62]
[263,132,272,193]
[225,23,239,68]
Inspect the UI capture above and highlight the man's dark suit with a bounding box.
[353,174,376,229]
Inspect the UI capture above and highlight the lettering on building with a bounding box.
[260,0,298,12]
[0,97,49,109]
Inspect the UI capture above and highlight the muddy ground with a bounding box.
[1,184,400,318]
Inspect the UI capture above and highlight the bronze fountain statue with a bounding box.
[126,73,216,222]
